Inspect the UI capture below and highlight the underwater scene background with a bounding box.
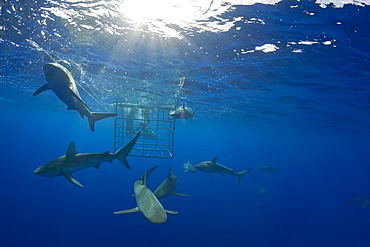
[1,0,370,246]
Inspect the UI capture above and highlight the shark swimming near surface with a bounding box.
[195,156,252,184]
[170,104,195,121]
[33,132,141,187]
[183,159,198,173]
[114,166,178,224]
[33,63,117,132]
[153,167,189,199]
[257,165,281,173]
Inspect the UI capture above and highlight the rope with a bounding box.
[76,81,111,112]
[172,76,185,109]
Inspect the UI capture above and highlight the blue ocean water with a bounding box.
[1,0,370,246]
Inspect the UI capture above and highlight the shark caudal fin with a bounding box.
[237,168,252,184]
[88,112,118,132]
[115,131,141,169]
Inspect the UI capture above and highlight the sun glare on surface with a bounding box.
[118,0,198,24]
[115,0,215,37]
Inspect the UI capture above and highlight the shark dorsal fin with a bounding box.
[70,67,78,78]
[167,167,173,179]
[66,142,78,159]
[140,165,159,188]
[211,155,218,164]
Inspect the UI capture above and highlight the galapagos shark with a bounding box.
[153,167,189,199]
[114,166,178,224]
[195,156,252,184]
[33,132,141,187]
[257,165,281,173]
[183,160,198,173]
[345,197,370,208]
[33,63,117,132]
[170,104,195,121]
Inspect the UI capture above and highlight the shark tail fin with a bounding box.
[88,112,118,132]
[237,168,252,184]
[115,132,141,169]
[114,207,139,214]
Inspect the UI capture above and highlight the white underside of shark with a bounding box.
[114,166,178,224]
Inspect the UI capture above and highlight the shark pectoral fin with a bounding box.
[164,210,178,215]
[209,173,214,184]
[171,192,189,197]
[114,207,139,214]
[70,67,78,77]
[60,170,84,187]
[33,84,51,96]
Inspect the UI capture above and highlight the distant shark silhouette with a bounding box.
[170,104,195,121]
[154,167,189,199]
[33,132,140,187]
[33,63,117,132]
[257,165,281,173]
[195,156,252,184]
[254,185,266,194]
[345,196,370,208]
[114,166,178,224]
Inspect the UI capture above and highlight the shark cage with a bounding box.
[113,78,185,159]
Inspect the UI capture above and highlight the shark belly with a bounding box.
[213,165,238,176]
[154,180,176,199]
[63,154,114,173]
[135,184,167,224]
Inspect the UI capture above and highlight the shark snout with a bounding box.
[33,167,41,175]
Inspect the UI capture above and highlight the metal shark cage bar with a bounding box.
[114,103,175,158]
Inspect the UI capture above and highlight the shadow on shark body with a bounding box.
[33,63,117,132]
[195,155,252,184]
[33,132,141,187]
[154,167,189,199]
